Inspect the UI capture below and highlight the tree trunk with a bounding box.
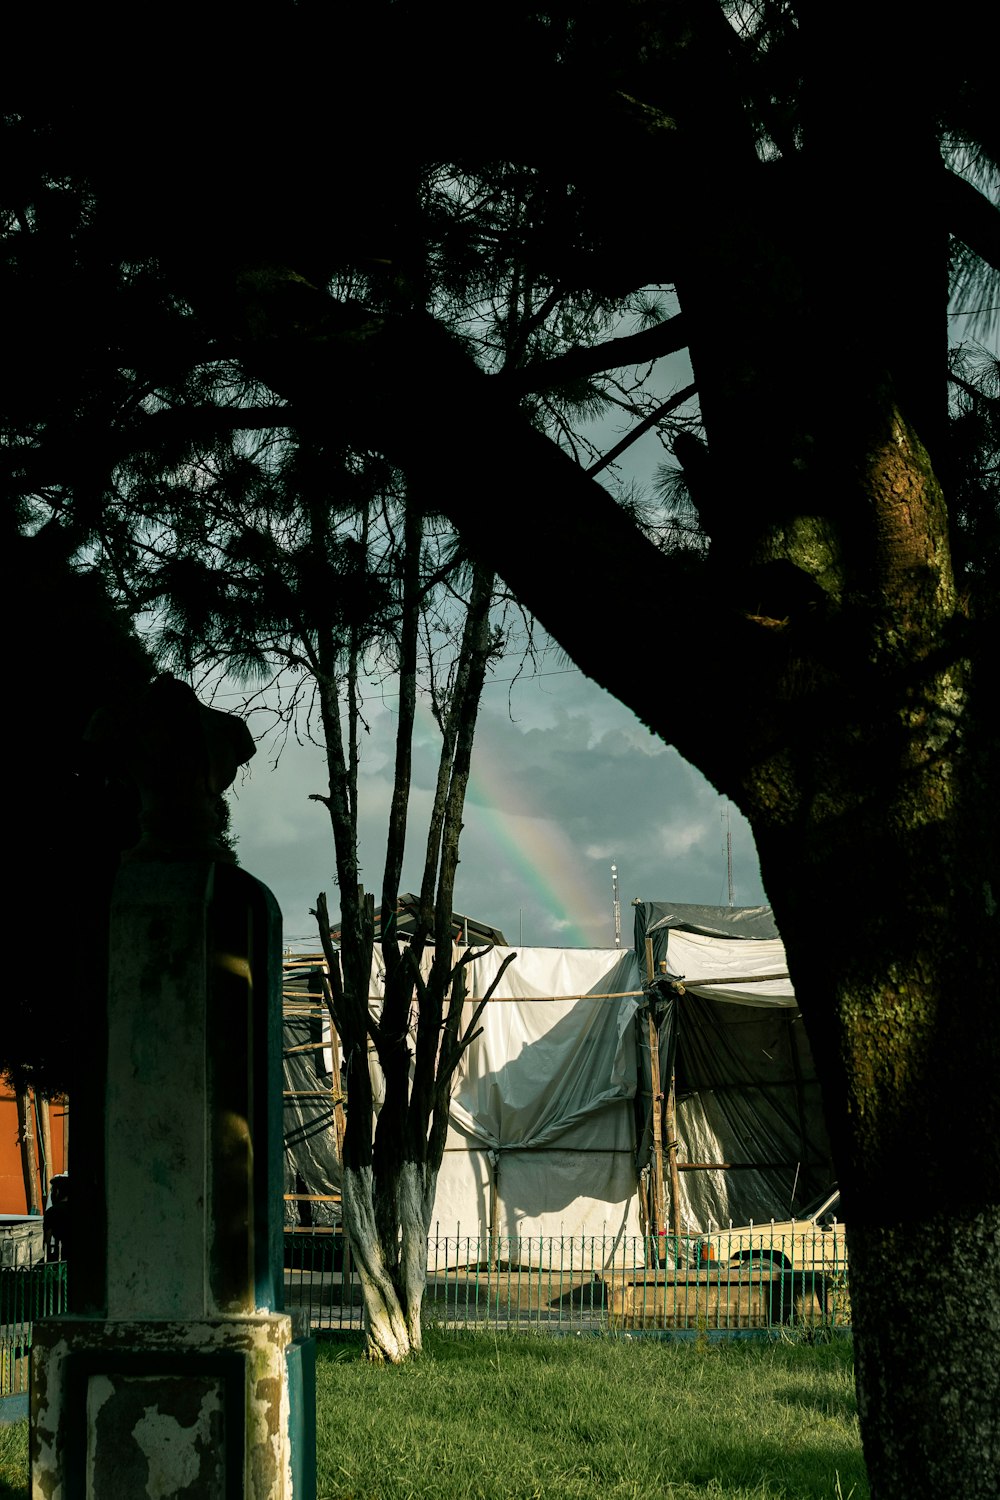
[852,1212,1000,1494]
[398,1160,436,1354]
[340,1160,436,1363]
[729,429,998,1487]
[759,843,1000,1495]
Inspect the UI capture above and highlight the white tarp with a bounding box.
[433,947,643,1261]
[661,929,796,1006]
[284,910,829,1257]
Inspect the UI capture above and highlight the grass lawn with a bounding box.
[0,1331,868,1499]
[316,1330,866,1500]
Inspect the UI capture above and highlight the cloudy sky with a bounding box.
[219,341,771,952]
[227,655,766,954]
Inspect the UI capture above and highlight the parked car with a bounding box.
[720,1186,848,1326]
[723,1185,845,1270]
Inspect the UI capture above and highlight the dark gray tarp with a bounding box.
[631,902,834,1230]
[637,900,779,946]
[671,989,833,1227]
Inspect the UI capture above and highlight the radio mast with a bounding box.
[611,863,622,947]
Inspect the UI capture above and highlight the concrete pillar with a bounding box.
[31,679,315,1498]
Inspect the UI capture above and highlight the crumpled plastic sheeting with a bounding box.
[435,946,644,1258]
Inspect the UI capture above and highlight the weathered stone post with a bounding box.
[31,676,316,1499]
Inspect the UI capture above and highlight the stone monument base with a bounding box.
[31,1312,315,1499]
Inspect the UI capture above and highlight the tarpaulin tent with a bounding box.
[632,902,834,1235]
[282,945,643,1260]
[281,902,834,1256]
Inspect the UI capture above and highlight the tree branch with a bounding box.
[311,891,383,1052]
[500,313,689,395]
[944,167,1000,275]
[587,382,698,476]
[456,950,519,1058]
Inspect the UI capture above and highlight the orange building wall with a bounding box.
[0,1086,68,1214]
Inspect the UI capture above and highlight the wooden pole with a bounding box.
[327,1026,347,1168]
[656,960,684,1245]
[488,1153,500,1272]
[664,1069,683,1242]
[644,939,666,1248]
[317,967,352,1296]
[637,1166,651,1237]
[15,1084,42,1217]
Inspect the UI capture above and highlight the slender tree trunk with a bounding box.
[398,1159,436,1353]
[15,1085,42,1218]
[36,1095,53,1202]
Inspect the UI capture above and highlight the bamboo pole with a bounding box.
[283,1193,342,1203]
[644,939,666,1247]
[320,972,347,1167]
[282,1089,347,1099]
[488,1152,500,1272]
[664,1069,683,1242]
[637,1167,651,1238]
[655,960,684,1244]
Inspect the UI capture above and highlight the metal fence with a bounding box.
[283,1227,851,1336]
[0,1228,847,1396]
[1,1260,68,1397]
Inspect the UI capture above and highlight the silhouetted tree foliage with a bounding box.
[4,1,1000,1487]
[2,533,151,1091]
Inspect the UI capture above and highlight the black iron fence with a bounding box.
[1,1259,68,1397]
[283,1226,851,1335]
[0,1226,847,1397]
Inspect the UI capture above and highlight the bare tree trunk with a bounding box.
[340,1166,412,1363]
[36,1094,52,1202]
[398,1160,436,1353]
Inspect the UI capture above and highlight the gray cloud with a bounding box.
[227,659,767,953]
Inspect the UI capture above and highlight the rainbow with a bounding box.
[462,738,605,947]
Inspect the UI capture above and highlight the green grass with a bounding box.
[0,1332,868,1499]
[0,1420,27,1500]
[316,1330,867,1500]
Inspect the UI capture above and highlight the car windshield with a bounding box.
[795,1186,841,1223]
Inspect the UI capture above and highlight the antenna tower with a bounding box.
[611,863,621,948]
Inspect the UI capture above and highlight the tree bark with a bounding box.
[851,1211,1000,1490]
[340,1165,411,1363]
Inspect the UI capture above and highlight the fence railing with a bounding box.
[1,1227,847,1398]
[283,1227,851,1335]
[1,1260,68,1397]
